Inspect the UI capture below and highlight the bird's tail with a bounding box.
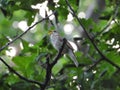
[68,50,79,67]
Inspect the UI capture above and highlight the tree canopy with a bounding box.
[0,0,120,90]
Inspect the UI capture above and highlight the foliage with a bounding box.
[0,0,120,90]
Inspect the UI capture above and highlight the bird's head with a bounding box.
[48,30,57,35]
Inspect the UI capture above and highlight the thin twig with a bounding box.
[65,0,120,70]
[0,11,56,52]
[0,57,42,87]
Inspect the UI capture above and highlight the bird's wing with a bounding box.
[66,41,74,51]
[68,49,79,67]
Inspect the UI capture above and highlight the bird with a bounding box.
[49,30,79,67]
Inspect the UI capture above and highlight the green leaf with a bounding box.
[52,57,67,75]
[106,51,120,66]
[69,0,79,12]
[5,74,19,85]
[80,18,94,30]
[56,6,69,21]
[12,55,36,77]
[11,81,39,90]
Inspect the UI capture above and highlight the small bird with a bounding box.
[49,30,79,67]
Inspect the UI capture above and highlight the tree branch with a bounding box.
[65,0,120,70]
[0,11,56,52]
[41,38,67,90]
[51,38,67,66]
[0,57,42,88]
[41,55,52,90]
[0,31,66,90]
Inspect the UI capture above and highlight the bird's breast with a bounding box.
[50,34,63,51]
